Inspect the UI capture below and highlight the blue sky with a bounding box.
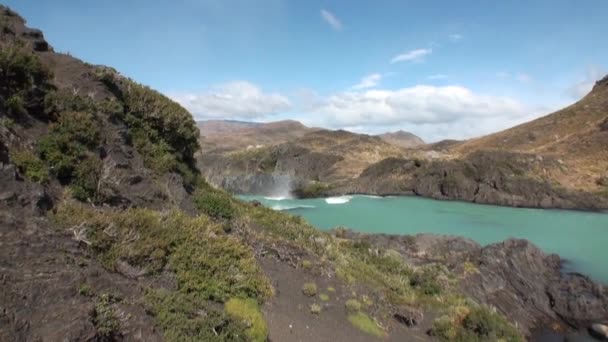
[5,0,608,141]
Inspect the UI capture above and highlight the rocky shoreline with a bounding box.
[202,150,608,211]
[333,229,608,340]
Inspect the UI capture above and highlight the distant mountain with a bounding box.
[198,119,317,153]
[198,119,261,136]
[378,130,425,148]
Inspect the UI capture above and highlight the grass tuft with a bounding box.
[348,312,385,338]
[225,298,268,342]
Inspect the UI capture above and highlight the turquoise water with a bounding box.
[240,195,608,283]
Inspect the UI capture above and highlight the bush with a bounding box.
[195,190,235,220]
[225,298,268,342]
[146,289,249,341]
[96,70,200,186]
[93,294,120,339]
[11,150,49,183]
[310,303,322,314]
[302,282,317,297]
[0,45,54,118]
[71,156,102,202]
[345,299,362,312]
[410,265,444,295]
[430,306,523,342]
[37,111,100,182]
[319,293,330,302]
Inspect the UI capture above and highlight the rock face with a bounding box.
[330,150,608,210]
[342,231,608,337]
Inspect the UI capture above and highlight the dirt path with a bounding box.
[259,256,433,342]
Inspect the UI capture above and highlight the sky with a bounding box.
[5,0,608,142]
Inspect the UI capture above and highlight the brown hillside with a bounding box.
[453,78,608,192]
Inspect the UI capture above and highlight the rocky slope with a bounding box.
[1,6,607,342]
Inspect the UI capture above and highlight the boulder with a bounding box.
[393,306,424,327]
[600,118,608,132]
[589,323,608,341]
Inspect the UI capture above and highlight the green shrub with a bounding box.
[430,306,523,342]
[146,289,248,341]
[301,260,312,269]
[96,69,200,186]
[410,265,444,295]
[302,282,317,297]
[319,293,330,302]
[310,303,322,314]
[11,150,49,183]
[54,206,272,302]
[347,312,385,338]
[195,190,235,220]
[0,45,54,118]
[293,182,330,198]
[71,156,102,202]
[225,298,268,342]
[345,299,362,312]
[93,294,120,339]
[0,116,15,129]
[37,111,100,182]
[78,283,93,297]
[6,94,26,116]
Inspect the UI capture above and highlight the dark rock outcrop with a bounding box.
[342,231,608,337]
[600,117,608,132]
[334,151,608,210]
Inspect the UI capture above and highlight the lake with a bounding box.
[240,195,608,284]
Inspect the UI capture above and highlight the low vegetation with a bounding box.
[302,282,317,297]
[96,68,200,188]
[430,305,522,342]
[194,188,236,220]
[345,299,362,313]
[92,294,120,339]
[347,312,385,338]
[0,44,54,120]
[225,298,268,342]
[54,204,272,341]
[11,150,49,183]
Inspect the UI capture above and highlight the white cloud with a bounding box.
[390,48,432,64]
[567,65,606,99]
[428,74,448,80]
[449,33,463,41]
[298,85,545,142]
[171,81,291,120]
[352,73,382,90]
[320,9,342,31]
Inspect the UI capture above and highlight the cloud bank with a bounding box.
[171,81,291,120]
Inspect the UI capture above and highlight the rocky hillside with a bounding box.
[199,119,317,153]
[199,128,414,196]
[379,130,425,148]
[1,6,607,342]
[452,77,608,194]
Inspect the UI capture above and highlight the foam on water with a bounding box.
[325,196,353,204]
[271,204,316,211]
[264,196,290,201]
